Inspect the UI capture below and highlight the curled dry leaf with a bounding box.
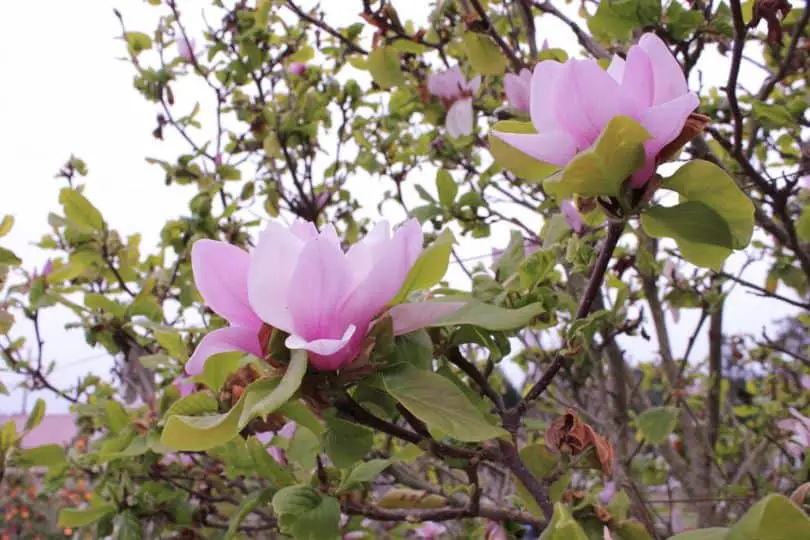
[545,408,614,476]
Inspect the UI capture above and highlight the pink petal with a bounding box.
[621,46,654,109]
[345,221,391,289]
[801,375,810,391]
[387,301,465,335]
[505,69,531,113]
[248,222,307,333]
[492,130,578,167]
[286,325,357,370]
[638,33,689,105]
[428,66,465,99]
[561,200,584,233]
[607,54,625,82]
[632,92,699,187]
[185,326,261,376]
[278,421,297,439]
[288,62,307,77]
[268,446,286,465]
[530,60,567,132]
[173,376,195,398]
[290,219,318,241]
[339,219,423,326]
[287,232,352,340]
[446,98,474,138]
[192,240,261,329]
[553,59,636,148]
[466,75,481,94]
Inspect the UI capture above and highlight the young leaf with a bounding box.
[59,188,105,233]
[390,229,455,304]
[24,398,46,431]
[726,493,810,540]
[323,416,373,468]
[429,298,546,330]
[539,503,589,540]
[635,406,679,444]
[436,169,458,207]
[544,116,651,200]
[58,505,116,527]
[463,33,506,75]
[383,365,508,442]
[367,46,404,89]
[338,459,392,494]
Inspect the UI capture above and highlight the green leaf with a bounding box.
[59,188,105,233]
[324,416,373,469]
[670,529,729,540]
[226,487,276,538]
[104,400,130,434]
[463,33,506,75]
[539,503,589,540]
[0,215,13,238]
[390,229,454,304]
[641,202,734,268]
[635,406,679,444]
[613,519,653,540]
[278,400,325,439]
[726,493,810,540]
[643,159,755,269]
[660,160,754,249]
[24,398,46,431]
[430,298,545,330]
[15,444,67,468]
[288,45,314,63]
[383,365,508,442]
[155,330,188,363]
[116,510,142,540]
[273,486,341,540]
[515,443,565,516]
[200,351,250,392]
[390,330,434,370]
[247,437,295,486]
[338,459,392,494]
[164,391,218,418]
[124,31,152,56]
[367,46,404,89]
[436,169,458,207]
[666,1,705,40]
[544,116,651,200]
[0,247,22,266]
[58,505,116,527]
[286,425,320,470]
[489,120,559,181]
[244,349,307,420]
[797,205,810,242]
[752,102,794,127]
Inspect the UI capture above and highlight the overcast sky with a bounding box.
[0,1,800,414]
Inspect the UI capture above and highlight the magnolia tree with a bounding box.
[1,0,810,538]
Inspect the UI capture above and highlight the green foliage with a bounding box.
[383,364,508,442]
[539,503,588,540]
[391,229,454,304]
[641,160,754,269]
[272,485,341,540]
[544,116,651,201]
[367,46,404,89]
[463,33,506,76]
[726,494,810,539]
[489,120,559,181]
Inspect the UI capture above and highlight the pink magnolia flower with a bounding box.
[214,153,223,166]
[173,376,195,398]
[258,421,297,465]
[288,62,307,77]
[777,408,810,459]
[415,522,446,539]
[485,520,507,540]
[801,374,810,391]
[599,481,616,505]
[427,66,481,139]
[187,220,462,373]
[494,33,699,189]
[41,259,53,277]
[504,68,532,113]
[177,36,197,62]
[560,199,584,234]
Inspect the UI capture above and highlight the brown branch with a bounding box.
[726,0,747,152]
[446,347,505,412]
[533,1,609,59]
[468,0,525,71]
[284,1,367,55]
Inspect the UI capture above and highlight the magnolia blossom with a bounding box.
[484,520,507,540]
[173,376,195,398]
[777,408,810,459]
[427,66,480,139]
[504,68,531,113]
[598,481,616,505]
[560,199,584,234]
[177,36,197,62]
[186,220,462,374]
[288,62,307,77]
[494,33,699,188]
[415,522,446,539]
[258,421,297,465]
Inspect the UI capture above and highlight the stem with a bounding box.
[512,220,625,416]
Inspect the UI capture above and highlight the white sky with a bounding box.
[0,1,801,414]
